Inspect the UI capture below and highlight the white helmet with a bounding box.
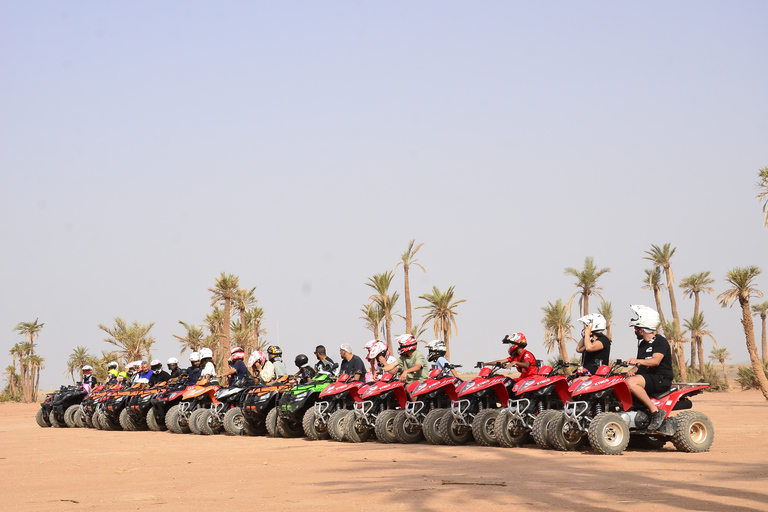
[578,313,607,333]
[150,359,162,367]
[167,357,179,365]
[629,305,660,331]
[127,360,143,371]
[189,352,201,362]
[107,361,119,370]
[199,348,214,360]
[248,350,267,367]
[82,365,93,372]
[364,340,389,361]
[426,339,447,353]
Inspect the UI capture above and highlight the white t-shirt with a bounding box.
[201,361,216,378]
[259,360,276,382]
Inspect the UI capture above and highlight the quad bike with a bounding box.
[397,365,462,444]
[277,373,334,438]
[440,363,516,446]
[343,371,414,444]
[121,382,171,431]
[101,384,146,430]
[147,378,196,431]
[39,385,89,428]
[494,360,577,449]
[306,373,368,441]
[81,384,122,429]
[166,378,221,434]
[198,381,253,435]
[238,376,292,436]
[548,360,714,455]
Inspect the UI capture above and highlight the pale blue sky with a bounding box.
[2,2,767,389]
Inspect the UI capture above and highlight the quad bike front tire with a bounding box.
[394,411,424,444]
[266,408,280,437]
[73,408,85,428]
[64,405,80,428]
[100,412,120,431]
[277,415,304,438]
[472,409,500,447]
[671,411,714,453]
[303,409,330,440]
[92,410,104,430]
[495,409,530,448]
[344,413,373,443]
[146,410,167,431]
[531,410,560,450]
[119,408,137,431]
[242,417,268,436]
[200,409,223,435]
[188,408,207,435]
[374,410,400,444]
[49,410,65,428]
[438,413,473,445]
[547,411,588,451]
[36,408,52,428]
[328,409,351,442]
[223,407,246,436]
[165,406,184,434]
[422,409,447,445]
[588,412,630,455]
[83,411,94,428]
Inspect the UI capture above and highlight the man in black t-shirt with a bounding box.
[339,343,366,381]
[626,305,673,431]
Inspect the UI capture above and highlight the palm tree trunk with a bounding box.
[721,362,729,388]
[223,299,232,358]
[652,290,668,335]
[691,293,701,368]
[762,314,767,363]
[443,325,451,361]
[384,310,393,355]
[697,336,705,374]
[558,330,569,364]
[739,298,768,400]
[404,266,412,334]
[583,295,589,316]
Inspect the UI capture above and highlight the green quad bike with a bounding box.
[277,372,334,438]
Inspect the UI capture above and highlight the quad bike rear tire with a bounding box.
[547,411,588,451]
[531,410,559,449]
[472,409,499,447]
[64,405,80,428]
[146,410,167,431]
[83,411,94,428]
[328,409,351,442]
[277,415,305,438]
[495,409,530,448]
[223,407,246,436]
[422,409,447,445]
[49,410,65,428]
[188,408,207,435]
[92,410,104,430]
[374,410,400,444]
[303,409,330,440]
[344,412,373,443]
[165,405,184,434]
[73,408,85,428]
[671,411,714,453]
[119,408,137,431]
[438,412,473,445]
[266,408,280,437]
[394,411,424,444]
[588,412,630,455]
[200,409,223,435]
[36,408,51,428]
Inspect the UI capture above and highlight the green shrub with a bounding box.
[735,361,768,390]
[685,364,728,392]
[0,386,22,402]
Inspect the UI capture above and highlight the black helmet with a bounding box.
[294,354,309,367]
[267,346,282,359]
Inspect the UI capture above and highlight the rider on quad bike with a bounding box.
[426,340,460,379]
[381,335,429,384]
[575,313,612,376]
[482,333,538,380]
[364,340,396,382]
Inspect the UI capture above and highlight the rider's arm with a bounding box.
[627,352,664,368]
[576,336,586,353]
[382,360,400,373]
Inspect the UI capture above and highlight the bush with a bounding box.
[735,361,768,390]
[0,386,22,402]
[685,364,728,392]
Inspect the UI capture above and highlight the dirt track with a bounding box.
[2,390,767,512]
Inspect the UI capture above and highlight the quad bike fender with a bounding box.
[653,385,708,414]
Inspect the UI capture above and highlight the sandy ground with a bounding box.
[1,390,767,512]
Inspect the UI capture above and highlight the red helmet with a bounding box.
[395,334,418,355]
[230,347,245,361]
[365,340,389,361]
[248,350,266,367]
[503,332,527,355]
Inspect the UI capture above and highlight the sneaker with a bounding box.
[648,409,667,431]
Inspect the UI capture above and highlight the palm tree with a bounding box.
[541,299,573,364]
[173,321,206,356]
[757,166,768,228]
[642,268,668,331]
[66,346,91,384]
[205,307,227,369]
[717,266,768,400]
[245,307,267,351]
[417,286,466,361]
[28,354,44,400]
[98,318,156,364]
[13,319,44,355]
[751,301,768,362]
[709,347,731,389]
[394,240,426,334]
[564,256,610,316]
[360,302,384,339]
[680,271,716,368]
[233,287,258,347]
[366,272,400,354]
[4,365,20,399]
[209,272,240,363]
[411,323,428,341]
[683,313,718,374]
[663,320,688,379]
[231,320,253,351]
[596,301,614,340]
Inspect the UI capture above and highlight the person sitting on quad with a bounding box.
[313,345,338,374]
[339,343,367,382]
[382,335,429,384]
[625,305,674,432]
[249,350,275,384]
[364,339,397,382]
[81,365,98,393]
[426,339,461,379]
[185,352,202,383]
[294,354,316,384]
[482,333,538,381]
[575,314,612,375]
[149,359,171,386]
[199,348,216,381]
[116,371,130,387]
[166,357,182,380]
[267,346,288,379]
[106,361,120,384]
[218,347,252,386]
[127,361,143,384]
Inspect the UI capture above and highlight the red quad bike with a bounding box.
[344,372,413,443]
[549,360,715,455]
[398,364,462,445]
[495,360,577,449]
[166,378,222,434]
[440,363,516,446]
[307,373,369,441]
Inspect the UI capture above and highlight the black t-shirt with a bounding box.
[297,366,316,384]
[581,333,612,375]
[150,370,171,386]
[636,334,674,380]
[340,355,366,378]
[229,360,251,387]
[186,365,202,383]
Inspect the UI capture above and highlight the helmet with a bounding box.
[578,313,607,333]
[230,347,245,361]
[395,334,418,355]
[267,346,282,359]
[248,350,267,367]
[426,339,447,361]
[127,360,142,371]
[150,359,162,368]
[82,365,93,374]
[365,340,389,361]
[108,369,119,377]
[189,352,201,362]
[294,354,309,367]
[199,348,213,360]
[167,357,179,366]
[503,333,528,356]
[107,361,119,370]
[117,371,128,380]
[629,305,660,330]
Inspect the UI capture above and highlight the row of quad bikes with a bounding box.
[37,360,714,455]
